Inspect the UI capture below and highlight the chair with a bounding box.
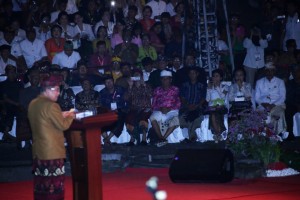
[0,76,7,82]
[196,114,228,142]
[293,113,300,137]
[70,86,83,95]
[94,84,105,92]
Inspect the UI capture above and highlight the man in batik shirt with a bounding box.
[125,70,153,145]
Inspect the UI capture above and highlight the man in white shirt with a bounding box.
[50,0,68,23]
[255,62,287,134]
[20,28,48,68]
[0,27,23,59]
[166,0,178,17]
[282,2,300,51]
[146,0,167,20]
[0,45,16,74]
[11,19,26,42]
[34,14,52,42]
[52,41,81,69]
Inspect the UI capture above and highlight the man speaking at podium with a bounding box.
[28,74,75,200]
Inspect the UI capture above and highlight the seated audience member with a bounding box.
[170,2,185,29]
[141,57,155,82]
[73,11,95,60]
[149,70,181,144]
[0,45,16,74]
[110,20,126,49]
[160,12,173,44]
[148,55,174,89]
[73,11,95,42]
[19,27,48,69]
[164,29,182,59]
[11,19,26,41]
[228,67,252,119]
[89,40,111,76]
[114,29,139,65]
[166,0,177,17]
[80,0,101,28]
[19,69,41,110]
[168,55,182,72]
[52,41,81,69]
[146,0,167,21]
[255,51,277,83]
[99,75,128,145]
[71,60,103,86]
[0,27,23,60]
[255,62,287,134]
[92,26,111,53]
[57,68,75,111]
[125,70,153,145]
[285,66,300,137]
[124,5,140,31]
[179,67,206,142]
[131,22,143,48]
[17,69,40,148]
[139,5,155,33]
[50,0,68,23]
[94,9,115,39]
[57,11,77,40]
[106,56,123,82]
[137,33,157,64]
[174,54,207,88]
[45,25,66,61]
[0,65,24,142]
[34,13,52,42]
[206,69,228,142]
[218,61,232,82]
[123,0,143,20]
[115,62,133,89]
[75,79,99,111]
[149,22,165,55]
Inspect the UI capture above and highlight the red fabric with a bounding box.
[45,38,66,61]
[140,19,155,33]
[0,168,299,200]
[32,159,65,200]
[267,162,288,170]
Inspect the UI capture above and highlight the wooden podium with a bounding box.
[65,112,118,200]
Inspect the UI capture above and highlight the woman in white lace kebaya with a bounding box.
[228,68,252,119]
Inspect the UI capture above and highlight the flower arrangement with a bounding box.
[228,109,282,167]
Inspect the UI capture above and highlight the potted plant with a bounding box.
[227,109,282,168]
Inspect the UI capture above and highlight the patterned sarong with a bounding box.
[32,158,65,200]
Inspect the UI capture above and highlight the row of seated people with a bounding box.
[0,1,191,76]
[1,56,299,147]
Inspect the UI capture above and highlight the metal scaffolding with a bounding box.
[192,0,234,76]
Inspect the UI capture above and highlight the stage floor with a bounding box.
[0,168,299,200]
[0,138,299,182]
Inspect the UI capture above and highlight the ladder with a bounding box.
[192,0,234,76]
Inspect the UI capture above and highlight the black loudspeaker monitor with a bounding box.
[169,149,234,183]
